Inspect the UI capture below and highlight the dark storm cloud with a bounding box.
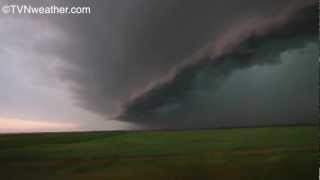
[119,2,318,128]
[28,0,317,128]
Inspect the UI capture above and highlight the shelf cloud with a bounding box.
[1,0,317,131]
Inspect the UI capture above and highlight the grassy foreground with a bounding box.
[0,126,317,180]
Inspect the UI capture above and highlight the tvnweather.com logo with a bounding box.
[1,4,92,15]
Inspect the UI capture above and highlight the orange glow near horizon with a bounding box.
[0,117,78,133]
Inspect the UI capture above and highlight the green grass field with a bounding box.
[0,126,317,180]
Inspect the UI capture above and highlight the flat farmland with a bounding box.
[0,126,317,180]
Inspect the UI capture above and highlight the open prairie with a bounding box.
[0,126,317,180]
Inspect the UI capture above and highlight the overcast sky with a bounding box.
[0,0,317,133]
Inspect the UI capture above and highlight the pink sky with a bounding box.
[0,117,79,133]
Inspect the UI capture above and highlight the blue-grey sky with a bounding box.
[0,0,317,132]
